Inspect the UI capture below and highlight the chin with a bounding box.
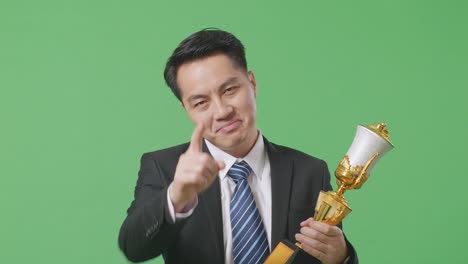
[212,135,244,150]
[210,126,256,151]
[217,139,242,150]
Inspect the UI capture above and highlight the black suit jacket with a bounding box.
[119,137,358,263]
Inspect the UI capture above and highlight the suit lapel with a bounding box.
[199,142,225,263]
[264,137,294,249]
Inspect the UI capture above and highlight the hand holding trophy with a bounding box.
[265,123,394,264]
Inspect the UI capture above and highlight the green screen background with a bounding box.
[1,0,467,263]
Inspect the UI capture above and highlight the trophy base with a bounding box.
[264,239,319,264]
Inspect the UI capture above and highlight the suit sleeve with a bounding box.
[118,153,185,262]
[321,160,359,264]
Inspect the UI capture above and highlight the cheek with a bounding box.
[190,112,213,128]
[242,97,256,117]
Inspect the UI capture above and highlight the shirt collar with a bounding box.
[204,131,266,181]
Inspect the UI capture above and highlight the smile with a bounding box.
[217,120,241,133]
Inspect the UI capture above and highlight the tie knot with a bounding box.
[228,160,252,183]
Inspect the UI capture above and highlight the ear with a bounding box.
[247,71,257,97]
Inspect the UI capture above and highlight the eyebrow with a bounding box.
[187,77,239,103]
[187,94,206,103]
[219,77,239,90]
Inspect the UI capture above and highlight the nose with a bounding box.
[213,99,234,120]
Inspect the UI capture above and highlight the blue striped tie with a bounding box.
[229,161,270,264]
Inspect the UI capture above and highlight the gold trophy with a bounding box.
[265,123,394,264]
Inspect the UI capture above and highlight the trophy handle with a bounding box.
[353,152,379,189]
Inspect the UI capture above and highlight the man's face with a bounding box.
[177,53,258,157]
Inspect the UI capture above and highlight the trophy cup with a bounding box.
[265,123,394,264]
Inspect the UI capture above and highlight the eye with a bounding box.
[194,100,207,108]
[224,86,238,94]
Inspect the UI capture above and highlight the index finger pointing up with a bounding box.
[188,124,205,152]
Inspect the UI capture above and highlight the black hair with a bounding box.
[163,28,247,101]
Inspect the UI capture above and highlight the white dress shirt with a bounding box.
[167,132,272,264]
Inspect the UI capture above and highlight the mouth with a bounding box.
[216,120,242,133]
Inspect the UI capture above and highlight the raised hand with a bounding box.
[169,124,225,213]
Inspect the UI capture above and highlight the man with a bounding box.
[118,29,358,264]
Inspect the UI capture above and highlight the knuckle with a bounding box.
[195,165,206,176]
[309,230,319,239]
[323,225,332,234]
[335,227,343,235]
[310,239,320,247]
[324,243,333,252]
[300,227,313,238]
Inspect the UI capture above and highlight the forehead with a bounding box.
[177,54,246,99]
